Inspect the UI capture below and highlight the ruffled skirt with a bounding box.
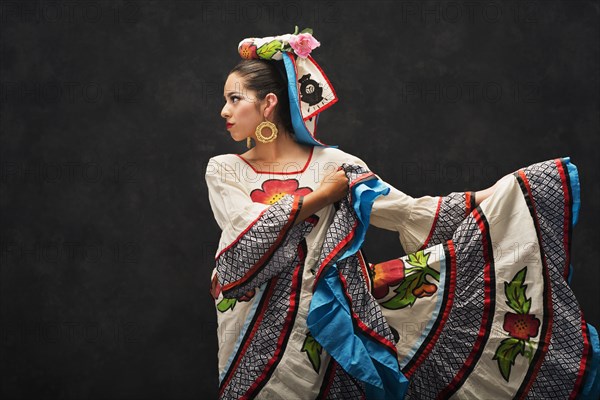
[370,157,599,399]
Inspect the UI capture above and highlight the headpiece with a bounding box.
[237,26,339,148]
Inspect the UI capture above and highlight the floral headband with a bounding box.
[239,26,321,60]
[237,26,339,148]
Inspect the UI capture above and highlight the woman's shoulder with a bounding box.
[315,146,365,165]
[208,152,243,166]
[314,146,356,161]
[205,154,244,182]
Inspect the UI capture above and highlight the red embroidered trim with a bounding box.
[512,169,554,399]
[570,312,591,399]
[218,277,278,397]
[337,270,398,355]
[243,244,306,398]
[404,239,457,378]
[438,208,495,398]
[235,146,314,174]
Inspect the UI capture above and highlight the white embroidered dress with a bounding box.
[205,146,598,399]
[205,146,442,398]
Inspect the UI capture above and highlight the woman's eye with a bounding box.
[224,96,240,105]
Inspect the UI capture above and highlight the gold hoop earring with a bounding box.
[255,120,278,143]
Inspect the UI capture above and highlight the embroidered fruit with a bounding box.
[412,282,437,298]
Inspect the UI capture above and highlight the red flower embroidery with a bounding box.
[239,42,258,59]
[412,282,437,298]
[250,179,313,205]
[503,312,540,340]
[370,259,405,299]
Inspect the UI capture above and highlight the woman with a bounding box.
[206,28,599,399]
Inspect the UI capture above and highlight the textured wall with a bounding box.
[1,0,598,398]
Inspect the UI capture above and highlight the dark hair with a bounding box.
[228,59,295,137]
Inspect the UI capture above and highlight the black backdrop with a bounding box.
[1,0,598,398]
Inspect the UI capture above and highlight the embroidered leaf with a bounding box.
[217,298,237,312]
[406,250,430,268]
[504,266,531,314]
[493,337,525,382]
[301,331,323,373]
[300,28,313,35]
[257,40,283,60]
[380,273,421,309]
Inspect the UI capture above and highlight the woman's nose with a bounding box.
[221,104,230,119]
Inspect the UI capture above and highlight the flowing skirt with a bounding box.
[369,157,599,399]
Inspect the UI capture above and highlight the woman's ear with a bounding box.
[263,93,279,119]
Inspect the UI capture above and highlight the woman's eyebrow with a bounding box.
[223,91,241,98]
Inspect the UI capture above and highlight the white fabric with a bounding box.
[205,146,443,393]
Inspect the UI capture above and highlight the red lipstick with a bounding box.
[226,122,234,129]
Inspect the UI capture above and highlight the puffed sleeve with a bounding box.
[344,153,476,254]
[205,156,319,298]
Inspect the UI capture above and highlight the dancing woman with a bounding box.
[206,27,599,399]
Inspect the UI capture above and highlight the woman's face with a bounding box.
[221,72,262,142]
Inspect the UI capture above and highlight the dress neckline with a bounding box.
[235,146,315,174]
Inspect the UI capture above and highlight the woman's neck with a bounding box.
[248,132,311,162]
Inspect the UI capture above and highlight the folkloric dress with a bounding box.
[205,145,600,399]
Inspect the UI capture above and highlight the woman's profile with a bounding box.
[205,27,599,399]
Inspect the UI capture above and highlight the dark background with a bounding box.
[1,0,598,398]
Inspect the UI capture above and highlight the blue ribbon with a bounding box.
[307,175,409,399]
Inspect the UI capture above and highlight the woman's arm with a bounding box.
[294,190,330,226]
[340,151,498,253]
[293,168,350,226]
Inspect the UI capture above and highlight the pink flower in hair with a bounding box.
[288,33,320,59]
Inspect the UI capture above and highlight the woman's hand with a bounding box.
[317,167,350,204]
[292,167,349,226]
